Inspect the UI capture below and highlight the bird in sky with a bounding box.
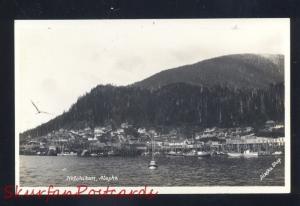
[30,100,52,115]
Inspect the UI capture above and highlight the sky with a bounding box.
[15,19,290,132]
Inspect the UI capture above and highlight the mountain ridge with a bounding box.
[132,53,284,90]
[20,53,285,137]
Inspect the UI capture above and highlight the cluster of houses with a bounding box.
[19,121,285,156]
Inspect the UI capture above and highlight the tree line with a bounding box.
[21,82,284,138]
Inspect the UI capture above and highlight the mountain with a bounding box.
[21,82,284,138]
[133,54,284,90]
[20,54,285,138]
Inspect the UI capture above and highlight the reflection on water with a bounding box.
[19,155,284,186]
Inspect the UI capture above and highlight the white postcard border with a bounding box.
[14,18,291,194]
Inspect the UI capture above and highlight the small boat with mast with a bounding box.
[148,131,158,170]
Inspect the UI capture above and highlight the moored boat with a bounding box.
[272,151,283,155]
[148,132,158,170]
[227,150,258,158]
[216,151,226,155]
[227,152,243,157]
[197,151,211,157]
[183,150,197,157]
[107,150,116,156]
[148,160,158,170]
[243,150,258,157]
[57,151,77,156]
[167,151,183,156]
[141,151,150,156]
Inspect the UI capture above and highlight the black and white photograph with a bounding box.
[15,19,290,194]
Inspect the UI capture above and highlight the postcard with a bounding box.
[14,19,290,195]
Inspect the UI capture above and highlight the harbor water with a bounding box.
[19,155,284,187]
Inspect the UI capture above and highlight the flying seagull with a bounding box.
[31,100,51,115]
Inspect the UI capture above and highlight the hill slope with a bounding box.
[21,82,284,138]
[21,54,285,137]
[133,54,284,90]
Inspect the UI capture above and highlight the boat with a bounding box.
[107,150,115,156]
[47,145,58,156]
[272,151,283,155]
[227,150,258,158]
[167,151,176,156]
[216,151,226,155]
[89,152,106,157]
[167,151,183,156]
[183,150,197,157]
[57,151,77,156]
[148,133,158,170]
[227,152,243,157]
[197,151,211,157]
[57,145,77,156]
[258,151,271,156]
[141,151,150,156]
[243,150,258,157]
[68,152,78,156]
[148,160,158,170]
[90,152,106,157]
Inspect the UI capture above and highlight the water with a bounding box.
[19,155,284,187]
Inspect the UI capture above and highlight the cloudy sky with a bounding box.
[15,19,290,132]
